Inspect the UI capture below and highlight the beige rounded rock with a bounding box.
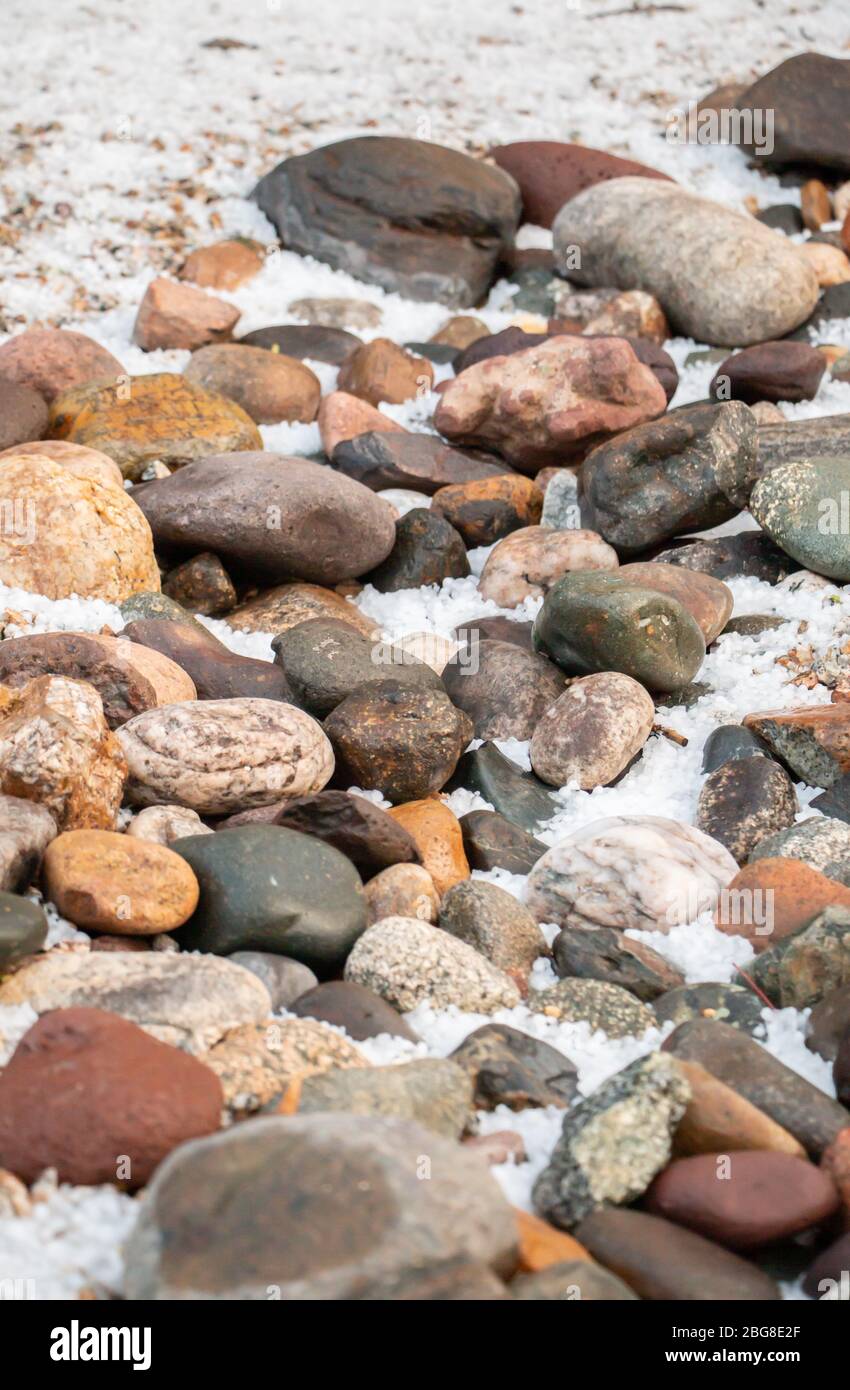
[365,863,440,924]
[43,829,200,935]
[799,242,850,287]
[383,631,459,674]
[0,453,160,603]
[117,698,334,814]
[204,1017,368,1116]
[530,673,656,789]
[0,439,124,489]
[226,582,379,639]
[0,676,126,831]
[345,916,521,1013]
[127,805,213,846]
[479,526,619,609]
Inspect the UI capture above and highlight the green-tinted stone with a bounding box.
[750,456,850,581]
[0,892,47,971]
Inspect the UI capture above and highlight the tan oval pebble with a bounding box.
[387,799,470,896]
[117,698,334,814]
[530,672,656,788]
[0,439,124,489]
[365,863,440,924]
[126,805,213,845]
[42,829,200,935]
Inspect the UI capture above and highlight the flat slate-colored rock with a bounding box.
[450,1023,578,1111]
[252,136,521,308]
[449,742,559,835]
[222,790,419,880]
[123,1114,517,1299]
[331,430,508,494]
[239,322,360,365]
[553,177,818,346]
[173,825,367,977]
[552,925,683,1002]
[291,978,417,1042]
[459,809,546,875]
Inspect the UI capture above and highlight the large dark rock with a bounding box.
[552,925,683,1002]
[362,508,469,592]
[701,724,772,773]
[172,826,368,977]
[696,756,798,863]
[134,452,396,585]
[331,431,509,494]
[219,790,420,880]
[251,137,522,307]
[580,402,758,554]
[738,53,850,174]
[123,1114,517,1299]
[654,533,799,583]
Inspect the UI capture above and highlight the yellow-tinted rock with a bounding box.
[43,829,199,935]
[49,373,262,480]
[672,1060,807,1158]
[515,1208,591,1272]
[430,315,490,349]
[387,799,470,895]
[226,582,379,638]
[0,676,126,830]
[0,453,160,602]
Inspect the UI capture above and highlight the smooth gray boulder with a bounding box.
[553,178,818,347]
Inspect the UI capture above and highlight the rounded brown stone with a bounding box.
[387,800,470,895]
[179,239,265,291]
[162,552,236,617]
[430,315,490,349]
[226,582,378,639]
[442,639,565,742]
[0,326,124,403]
[133,276,240,352]
[491,140,672,228]
[121,618,291,703]
[672,1060,807,1159]
[337,338,433,407]
[184,343,320,424]
[645,1150,839,1249]
[317,391,407,456]
[43,829,200,934]
[0,1006,222,1188]
[715,857,850,951]
[430,475,543,546]
[290,979,419,1041]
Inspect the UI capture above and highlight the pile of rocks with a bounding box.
[2,47,850,1302]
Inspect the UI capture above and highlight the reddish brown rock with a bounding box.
[331,430,510,496]
[0,632,196,728]
[478,525,618,608]
[317,391,408,455]
[710,341,826,404]
[43,828,200,935]
[490,141,672,228]
[0,327,124,403]
[179,239,265,291]
[434,335,667,471]
[162,553,236,617]
[337,338,433,407]
[821,1128,850,1231]
[184,343,320,424]
[226,582,378,639]
[364,862,440,924]
[0,676,126,830]
[715,858,850,952]
[616,562,733,644]
[743,705,850,788]
[552,286,669,344]
[0,380,48,451]
[133,277,240,352]
[387,799,470,895]
[801,180,833,232]
[574,1207,780,1300]
[430,475,542,547]
[0,1007,222,1188]
[645,1151,839,1249]
[122,618,290,703]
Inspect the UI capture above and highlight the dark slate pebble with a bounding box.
[755,204,804,234]
[272,617,440,717]
[290,979,419,1042]
[450,1022,578,1111]
[238,323,361,365]
[123,617,292,702]
[701,723,772,773]
[402,341,460,366]
[362,508,469,592]
[459,809,546,874]
[172,825,368,977]
[332,431,508,494]
[811,771,850,824]
[807,983,850,1062]
[552,926,684,1003]
[654,533,800,583]
[448,742,558,835]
